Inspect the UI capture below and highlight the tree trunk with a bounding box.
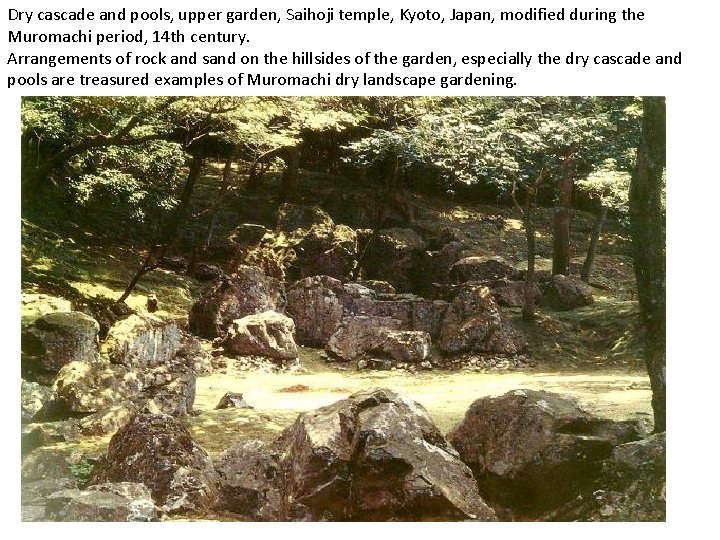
[552,149,575,276]
[580,205,609,282]
[629,96,666,432]
[280,146,300,202]
[522,184,539,321]
[117,155,205,304]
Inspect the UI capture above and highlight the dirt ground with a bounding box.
[188,349,652,457]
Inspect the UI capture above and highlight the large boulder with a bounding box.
[44,482,158,522]
[276,388,496,521]
[448,389,643,516]
[142,365,197,416]
[491,280,542,308]
[22,312,100,378]
[545,432,665,521]
[439,285,526,356]
[103,314,183,369]
[214,440,282,520]
[450,256,519,284]
[359,228,427,293]
[53,361,144,414]
[326,316,402,361]
[285,276,346,346]
[221,311,298,363]
[90,412,221,515]
[189,266,286,339]
[542,275,594,310]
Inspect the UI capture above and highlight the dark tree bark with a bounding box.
[580,205,609,283]
[280,145,300,202]
[552,148,576,276]
[513,171,545,321]
[629,96,666,432]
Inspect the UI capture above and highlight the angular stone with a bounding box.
[189,266,286,339]
[91,413,221,515]
[359,228,427,293]
[215,392,253,410]
[222,311,298,362]
[22,379,56,423]
[286,276,346,346]
[326,316,402,361]
[45,482,158,522]
[276,388,496,521]
[450,256,519,283]
[448,389,642,515]
[542,275,594,310]
[22,312,100,376]
[491,280,542,308]
[379,331,432,363]
[53,361,144,414]
[276,204,334,233]
[214,440,281,520]
[103,314,183,369]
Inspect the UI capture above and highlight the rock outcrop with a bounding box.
[53,361,144,414]
[450,256,519,284]
[544,432,666,521]
[214,440,282,520]
[285,275,346,346]
[326,316,403,361]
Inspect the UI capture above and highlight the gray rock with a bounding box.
[103,314,183,369]
[214,440,281,520]
[222,310,298,362]
[450,256,519,283]
[276,388,496,521]
[326,316,402,361]
[439,284,526,356]
[189,266,286,339]
[21,379,56,423]
[53,361,144,414]
[22,312,100,376]
[544,432,665,522]
[379,331,432,363]
[90,412,221,515]
[286,275,346,346]
[215,392,253,410]
[45,482,158,521]
[491,280,542,308]
[449,389,643,515]
[542,275,594,310]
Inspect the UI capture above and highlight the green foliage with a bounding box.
[69,459,94,485]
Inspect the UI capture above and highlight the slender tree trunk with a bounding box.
[552,149,575,276]
[523,202,537,321]
[117,155,205,304]
[280,146,300,202]
[581,205,609,282]
[629,96,666,432]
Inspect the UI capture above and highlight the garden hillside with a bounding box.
[20,96,665,523]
